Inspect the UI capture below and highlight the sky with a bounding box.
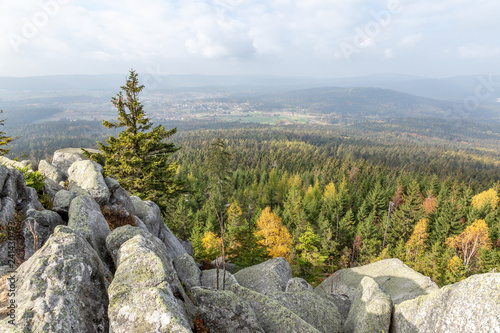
[1,0,499,78]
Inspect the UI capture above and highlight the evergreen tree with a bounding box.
[387,181,424,246]
[86,70,183,211]
[0,110,16,155]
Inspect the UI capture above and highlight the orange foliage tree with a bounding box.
[445,219,492,267]
[201,231,222,262]
[255,206,294,263]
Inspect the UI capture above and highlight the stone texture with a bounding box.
[234,257,292,294]
[0,226,109,332]
[315,258,438,305]
[201,269,239,290]
[286,277,313,292]
[1,167,26,205]
[68,160,110,206]
[109,187,135,216]
[23,209,65,260]
[51,147,100,175]
[392,273,500,333]
[52,190,77,221]
[131,196,187,260]
[105,225,149,265]
[108,234,192,333]
[231,284,321,333]
[68,195,111,265]
[268,291,343,333]
[38,159,66,185]
[19,187,44,214]
[0,197,15,228]
[173,253,201,291]
[191,287,264,333]
[344,276,392,333]
[324,293,352,325]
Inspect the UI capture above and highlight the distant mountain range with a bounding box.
[1,73,499,103]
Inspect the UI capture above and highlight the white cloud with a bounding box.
[0,0,499,77]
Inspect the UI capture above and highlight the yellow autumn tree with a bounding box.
[471,188,499,210]
[255,206,294,263]
[405,218,429,269]
[445,219,492,267]
[201,231,222,262]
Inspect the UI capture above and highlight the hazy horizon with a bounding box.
[1,0,499,78]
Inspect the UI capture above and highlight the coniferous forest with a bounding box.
[5,113,500,287]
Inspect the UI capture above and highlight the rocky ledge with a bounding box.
[0,148,498,332]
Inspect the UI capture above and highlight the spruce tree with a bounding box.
[87,70,183,212]
[0,111,15,155]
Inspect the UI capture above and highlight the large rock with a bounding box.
[0,166,26,204]
[286,277,313,292]
[268,291,343,333]
[131,196,186,259]
[0,165,9,192]
[234,257,292,294]
[344,276,392,333]
[231,284,321,333]
[68,195,111,265]
[19,187,44,214]
[51,147,99,175]
[106,177,135,216]
[173,253,201,291]
[191,287,264,333]
[0,197,15,227]
[0,226,109,332]
[315,259,438,305]
[105,225,149,265]
[68,160,110,206]
[131,196,162,236]
[52,189,77,221]
[108,234,192,333]
[392,273,500,333]
[38,159,66,185]
[201,269,239,290]
[23,209,65,260]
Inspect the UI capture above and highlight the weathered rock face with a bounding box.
[173,253,201,291]
[315,258,438,305]
[231,284,321,333]
[0,166,26,205]
[52,147,100,175]
[268,291,343,333]
[68,195,111,266]
[286,277,313,292]
[108,234,192,333]
[105,225,149,265]
[191,287,264,333]
[131,196,187,260]
[23,209,65,260]
[38,159,67,185]
[19,187,44,214]
[0,226,109,332]
[68,160,110,206]
[201,269,239,290]
[52,189,77,221]
[344,276,393,333]
[234,257,292,294]
[392,273,500,333]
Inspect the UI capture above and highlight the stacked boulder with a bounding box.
[0,148,499,332]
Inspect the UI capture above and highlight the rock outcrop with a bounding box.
[201,269,239,290]
[231,284,322,333]
[173,253,201,291]
[68,160,110,206]
[0,226,109,332]
[286,277,313,292]
[51,147,99,175]
[315,258,438,305]
[392,273,500,333]
[268,291,343,333]
[108,234,192,333]
[344,276,392,333]
[234,257,292,294]
[22,209,65,260]
[191,287,264,333]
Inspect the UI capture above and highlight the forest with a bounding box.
[5,113,500,287]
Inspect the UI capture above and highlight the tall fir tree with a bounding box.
[86,70,183,212]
